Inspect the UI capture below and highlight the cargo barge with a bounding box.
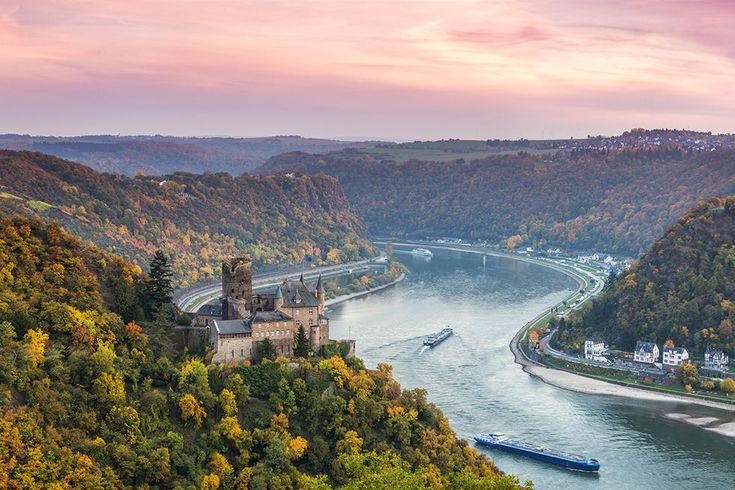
[474,433,600,472]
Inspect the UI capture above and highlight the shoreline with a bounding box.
[325,272,406,308]
[384,240,735,414]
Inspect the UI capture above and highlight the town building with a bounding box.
[633,341,659,364]
[584,337,608,361]
[704,345,730,371]
[209,258,331,363]
[662,346,689,369]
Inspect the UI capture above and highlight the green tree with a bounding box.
[255,338,276,363]
[294,325,310,358]
[144,250,174,317]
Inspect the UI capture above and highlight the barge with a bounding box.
[474,433,600,472]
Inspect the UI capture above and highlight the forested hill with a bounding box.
[558,197,735,357]
[0,214,522,488]
[259,147,735,255]
[0,151,375,285]
[0,134,380,176]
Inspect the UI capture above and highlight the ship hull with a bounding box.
[474,437,600,472]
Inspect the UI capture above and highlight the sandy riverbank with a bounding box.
[325,273,406,308]
[523,363,735,413]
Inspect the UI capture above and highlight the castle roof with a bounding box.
[279,279,320,308]
[248,310,292,323]
[214,310,294,336]
[316,274,324,293]
[197,302,223,317]
[214,319,251,335]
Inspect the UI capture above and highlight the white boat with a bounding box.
[411,248,433,257]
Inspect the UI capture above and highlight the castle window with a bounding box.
[241,349,244,356]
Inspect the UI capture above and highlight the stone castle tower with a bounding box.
[222,257,252,320]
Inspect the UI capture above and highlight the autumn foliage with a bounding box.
[0,213,522,488]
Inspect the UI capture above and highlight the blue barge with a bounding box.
[424,327,453,347]
[474,433,600,472]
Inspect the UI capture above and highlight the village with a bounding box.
[530,329,734,391]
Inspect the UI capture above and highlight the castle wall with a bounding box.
[212,335,255,363]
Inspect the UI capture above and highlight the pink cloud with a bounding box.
[0,0,734,138]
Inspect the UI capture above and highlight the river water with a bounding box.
[327,247,735,489]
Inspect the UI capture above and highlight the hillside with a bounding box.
[259,146,735,255]
[556,197,735,357]
[0,214,522,488]
[0,134,380,176]
[0,151,375,286]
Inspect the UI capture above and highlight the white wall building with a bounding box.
[584,337,608,360]
[634,341,660,364]
[662,346,689,368]
[704,346,730,370]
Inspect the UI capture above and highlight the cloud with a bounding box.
[0,0,733,137]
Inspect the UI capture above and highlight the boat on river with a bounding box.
[411,247,433,257]
[474,433,600,472]
[423,327,453,347]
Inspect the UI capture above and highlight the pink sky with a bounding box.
[1,0,734,139]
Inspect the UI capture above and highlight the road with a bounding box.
[175,257,382,313]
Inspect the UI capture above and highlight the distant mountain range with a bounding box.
[0,150,375,286]
[258,140,735,255]
[0,134,382,176]
[558,197,735,357]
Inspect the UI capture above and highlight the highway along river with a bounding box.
[328,246,735,489]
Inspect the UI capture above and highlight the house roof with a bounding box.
[635,341,657,353]
[587,336,605,343]
[663,346,688,354]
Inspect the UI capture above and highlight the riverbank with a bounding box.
[524,362,735,413]
[325,272,406,307]
[384,240,735,413]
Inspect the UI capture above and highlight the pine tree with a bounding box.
[294,325,310,358]
[145,250,174,317]
[255,338,276,363]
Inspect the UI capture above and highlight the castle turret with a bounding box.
[274,284,284,310]
[316,274,325,313]
[222,257,252,320]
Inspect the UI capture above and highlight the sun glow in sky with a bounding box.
[1,0,734,139]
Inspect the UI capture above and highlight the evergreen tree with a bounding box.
[255,338,276,363]
[294,325,310,358]
[144,250,174,317]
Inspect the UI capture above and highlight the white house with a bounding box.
[584,337,608,361]
[634,341,659,364]
[704,346,730,370]
[662,346,689,368]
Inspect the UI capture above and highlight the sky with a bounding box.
[1,0,734,140]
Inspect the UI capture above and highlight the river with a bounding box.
[327,247,735,489]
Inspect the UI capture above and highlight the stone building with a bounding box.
[209,258,331,363]
[222,257,252,320]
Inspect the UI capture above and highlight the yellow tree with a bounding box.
[179,393,207,429]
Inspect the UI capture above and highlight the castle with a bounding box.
[209,258,331,363]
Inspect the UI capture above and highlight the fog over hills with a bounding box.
[0,134,382,176]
